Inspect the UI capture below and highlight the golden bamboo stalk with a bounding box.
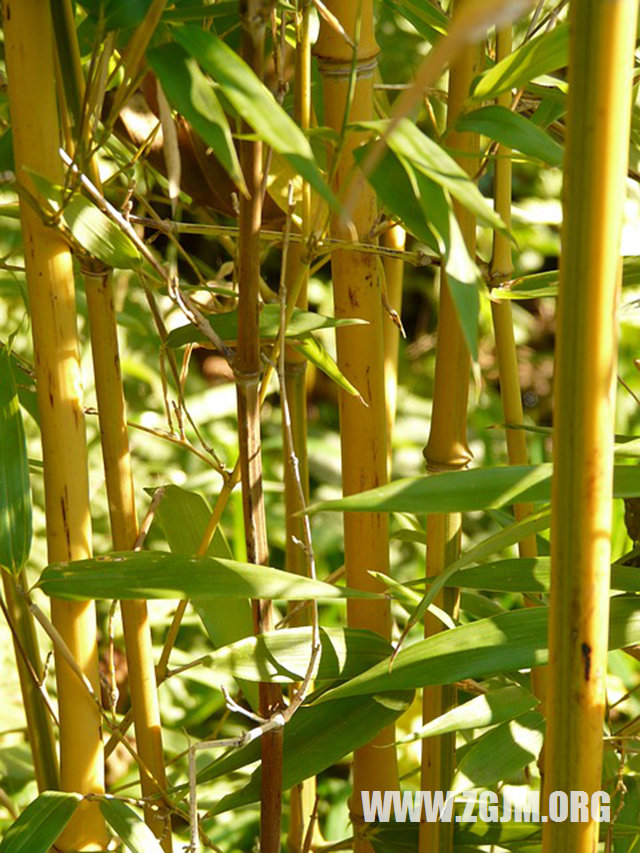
[489,26,545,709]
[421,4,479,848]
[4,1,108,847]
[315,6,398,850]
[382,224,405,475]
[236,4,283,851]
[542,2,638,850]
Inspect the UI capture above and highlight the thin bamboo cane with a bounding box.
[382,225,406,475]
[315,6,398,851]
[421,4,479,849]
[1,571,59,792]
[3,1,108,847]
[236,4,283,851]
[286,3,317,850]
[489,27,545,708]
[542,2,638,851]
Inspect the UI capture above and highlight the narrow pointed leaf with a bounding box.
[453,710,545,792]
[99,798,163,853]
[355,119,508,234]
[472,23,569,99]
[292,335,364,398]
[0,792,81,853]
[38,550,381,601]
[455,105,564,167]
[147,42,246,193]
[166,304,364,348]
[0,348,31,574]
[306,464,640,515]
[173,25,337,209]
[199,626,392,683]
[400,685,539,743]
[316,595,640,700]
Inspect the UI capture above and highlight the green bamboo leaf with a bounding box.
[23,168,141,269]
[441,558,640,595]
[399,685,539,743]
[173,25,337,210]
[382,0,448,42]
[472,23,569,99]
[493,257,640,301]
[99,798,163,853]
[0,348,32,574]
[147,42,246,194]
[292,335,364,398]
[315,595,640,700]
[307,464,640,516]
[78,0,153,30]
[369,818,541,852]
[354,144,479,358]
[355,119,508,234]
[63,195,142,269]
[166,304,364,348]
[38,550,381,601]
[453,710,545,792]
[200,690,414,816]
[0,791,81,853]
[455,105,564,167]
[152,484,258,708]
[199,626,392,684]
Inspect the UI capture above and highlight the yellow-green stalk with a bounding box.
[489,26,545,707]
[315,5,399,850]
[382,224,405,474]
[285,3,318,850]
[51,4,172,841]
[4,0,107,847]
[542,2,638,851]
[236,3,283,851]
[1,571,59,792]
[421,5,479,849]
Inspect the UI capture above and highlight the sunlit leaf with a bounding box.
[0,348,31,574]
[99,798,163,853]
[0,792,81,853]
[455,105,564,167]
[472,23,569,99]
[38,550,381,601]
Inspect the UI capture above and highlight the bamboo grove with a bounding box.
[1,1,640,852]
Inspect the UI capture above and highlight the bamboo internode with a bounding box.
[316,4,398,849]
[4,0,107,847]
[543,2,638,851]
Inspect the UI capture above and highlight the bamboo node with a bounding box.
[314,57,378,79]
[233,367,261,387]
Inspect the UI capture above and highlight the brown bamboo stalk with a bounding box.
[315,6,398,851]
[236,4,283,851]
[4,0,108,847]
[542,2,638,850]
[420,4,479,849]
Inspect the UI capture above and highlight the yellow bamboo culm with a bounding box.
[3,0,108,848]
[421,3,479,850]
[542,2,638,851]
[489,26,545,708]
[315,6,398,851]
[382,225,406,475]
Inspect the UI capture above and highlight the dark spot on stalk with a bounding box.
[581,642,591,681]
[5,5,10,21]
[348,286,359,307]
[60,496,71,552]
